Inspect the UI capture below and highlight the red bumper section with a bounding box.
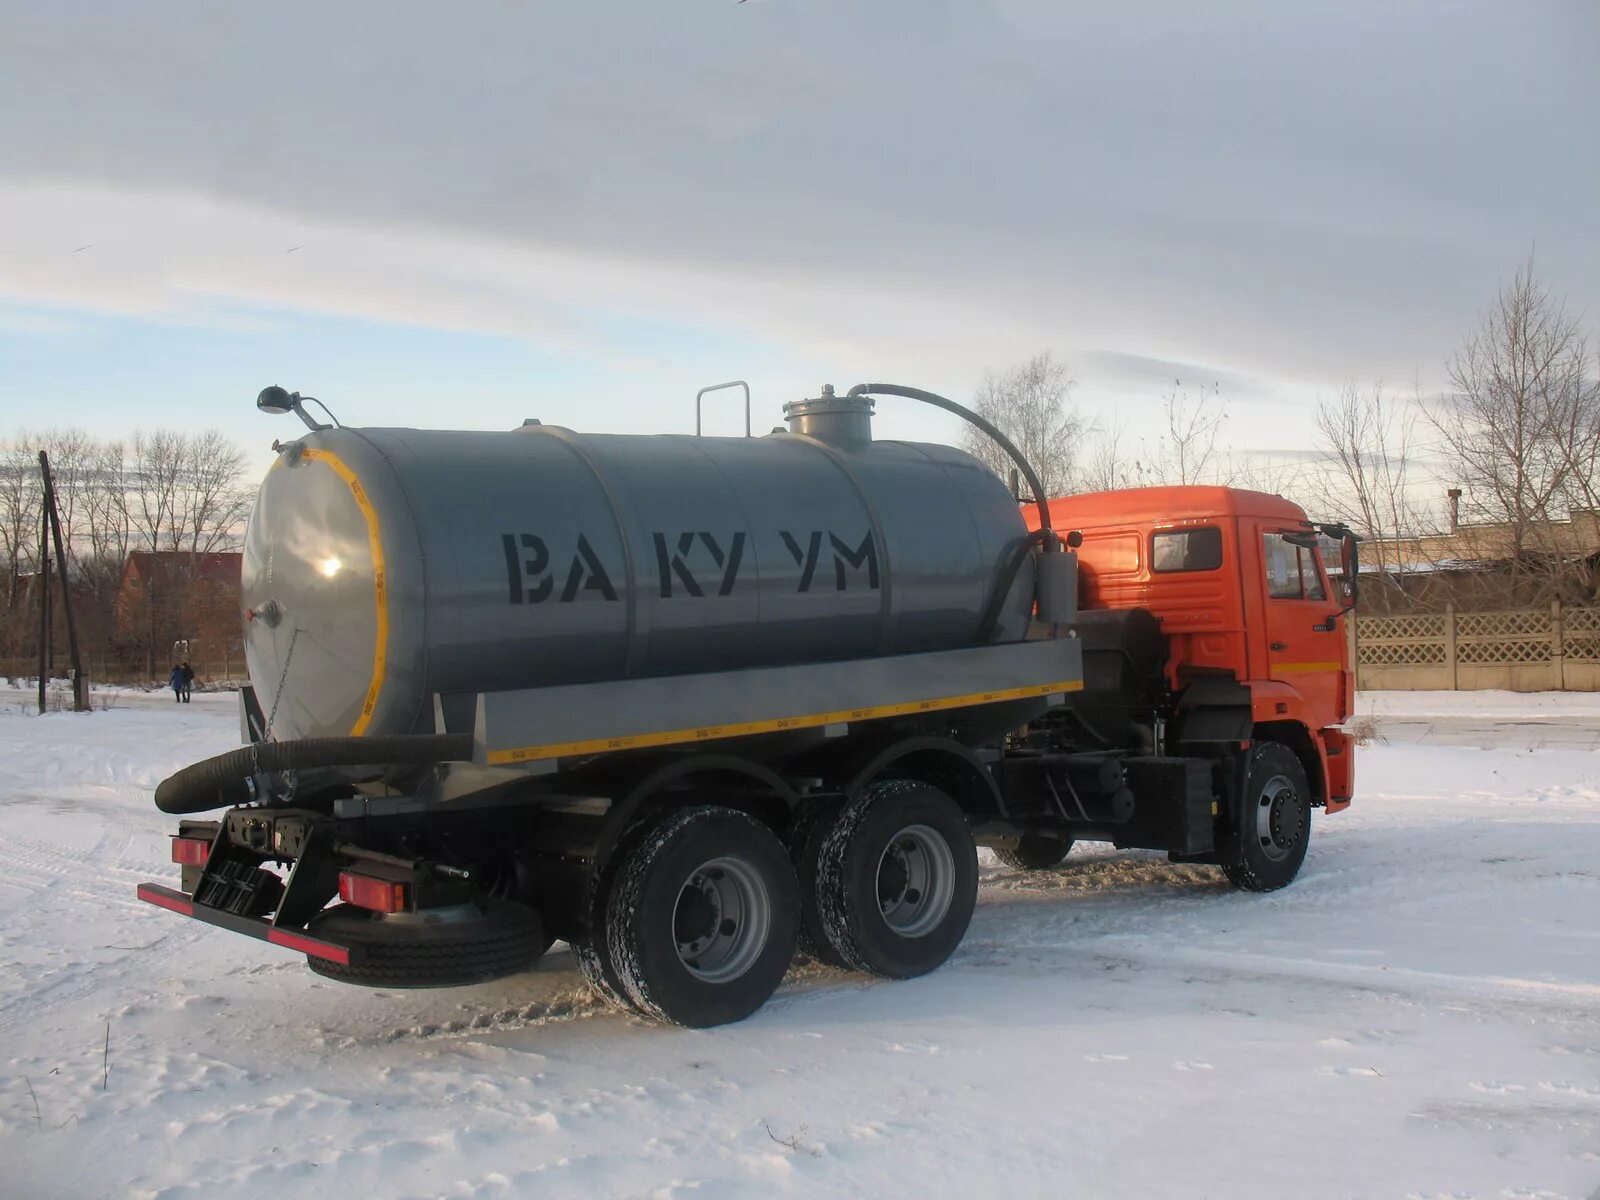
[136,883,354,966]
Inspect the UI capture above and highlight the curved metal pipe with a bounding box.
[846,382,1056,539]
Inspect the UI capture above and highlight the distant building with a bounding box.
[1377,494,1600,566]
[115,551,244,674]
[1362,494,1600,610]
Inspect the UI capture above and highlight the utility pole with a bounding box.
[38,452,89,713]
[37,504,50,714]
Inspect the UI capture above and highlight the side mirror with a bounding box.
[1337,530,1360,611]
[1308,521,1361,613]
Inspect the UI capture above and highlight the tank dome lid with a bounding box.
[782,385,874,448]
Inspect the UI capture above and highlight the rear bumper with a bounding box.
[136,882,355,965]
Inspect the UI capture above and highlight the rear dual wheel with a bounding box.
[579,806,798,1028]
[799,781,978,979]
[575,782,977,1025]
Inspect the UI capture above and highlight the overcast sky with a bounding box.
[2,1,1596,476]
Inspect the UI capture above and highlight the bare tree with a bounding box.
[0,441,41,612]
[177,431,251,554]
[78,438,134,600]
[1312,381,1427,611]
[0,424,254,676]
[1427,259,1593,589]
[1128,382,1231,487]
[1227,450,1313,504]
[129,429,188,553]
[1549,343,1600,510]
[1078,420,1136,493]
[964,352,1087,498]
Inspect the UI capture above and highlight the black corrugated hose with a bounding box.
[153,733,473,814]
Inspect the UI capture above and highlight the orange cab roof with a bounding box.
[1031,485,1309,529]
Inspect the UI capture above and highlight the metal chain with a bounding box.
[263,626,301,742]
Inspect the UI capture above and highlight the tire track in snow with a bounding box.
[0,919,208,1035]
[0,829,207,1034]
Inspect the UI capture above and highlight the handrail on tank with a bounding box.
[695,381,752,437]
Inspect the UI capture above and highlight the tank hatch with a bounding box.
[782,384,874,449]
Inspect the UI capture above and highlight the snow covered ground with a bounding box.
[1,692,1597,1199]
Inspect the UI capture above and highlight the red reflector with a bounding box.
[137,883,194,916]
[338,871,408,914]
[267,927,352,965]
[171,836,211,867]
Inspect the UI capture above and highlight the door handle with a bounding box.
[1270,642,1287,651]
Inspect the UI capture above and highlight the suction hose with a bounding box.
[846,383,1062,640]
[154,733,473,814]
[846,382,1058,543]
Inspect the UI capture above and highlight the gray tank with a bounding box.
[241,392,1033,741]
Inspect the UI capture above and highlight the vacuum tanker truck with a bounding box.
[139,382,1359,1027]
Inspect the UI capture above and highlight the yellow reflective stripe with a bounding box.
[1272,660,1341,673]
[486,678,1085,765]
[299,448,388,736]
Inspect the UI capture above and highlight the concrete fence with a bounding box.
[1354,603,1600,691]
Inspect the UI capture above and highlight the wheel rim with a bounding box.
[1255,774,1304,862]
[672,855,770,984]
[876,824,956,938]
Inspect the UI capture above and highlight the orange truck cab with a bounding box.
[990,485,1359,890]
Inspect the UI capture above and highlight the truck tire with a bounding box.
[1221,741,1311,892]
[993,834,1074,871]
[305,900,546,988]
[788,797,852,969]
[573,935,637,1014]
[573,822,660,1016]
[605,806,798,1028]
[814,780,977,979]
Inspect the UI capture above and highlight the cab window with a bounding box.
[1300,548,1327,600]
[1263,532,1325,600]
[1151,526,1222,573]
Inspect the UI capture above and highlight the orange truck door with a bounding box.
[1256,525,1343,728]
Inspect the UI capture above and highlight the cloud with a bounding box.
[1,0,1596,403]
[1074,351,1283,404]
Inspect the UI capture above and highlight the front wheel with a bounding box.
[1221,741,1311,892]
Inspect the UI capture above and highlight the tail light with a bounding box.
[171,836,212,867]
[338,871,409,914]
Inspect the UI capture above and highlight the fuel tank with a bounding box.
[242,393,1034,740]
